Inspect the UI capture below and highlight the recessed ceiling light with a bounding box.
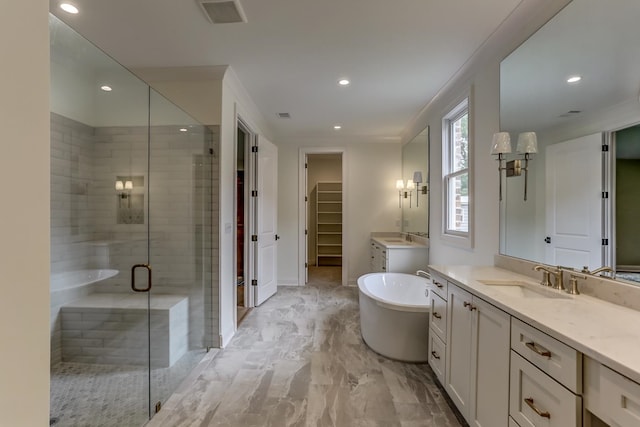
[100,85,112,92]
[338,79,350,86]
[60,3,79,14]
[333,125,342,130]
[179,128,188,132]
[567,75,582,84]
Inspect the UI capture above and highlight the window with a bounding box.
[443,99,471,241]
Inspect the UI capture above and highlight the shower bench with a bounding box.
[60,293,188,368]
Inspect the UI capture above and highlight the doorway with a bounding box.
[236,122,251,324]
[305,152,344,284]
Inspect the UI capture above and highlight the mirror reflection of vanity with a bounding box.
[401,126,430,236]
[499,0,640,284]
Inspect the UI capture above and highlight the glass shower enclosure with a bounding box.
[49,14,218,426]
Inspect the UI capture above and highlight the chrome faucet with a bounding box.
[533,265,564,291]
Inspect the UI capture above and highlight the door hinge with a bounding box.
[305,196,308,202]
[208,148,214,155]
[155,401,162,414]
[251,146,258,153]
[305,262,308,268]
[602,191,609,199]
[251,235,258,242]
[252,190,258,197]
[305,229,308,235]
[602,144,609,152]
[305,163,308,169]
[251,279,258,286]
[544,236,551,244]
[602,238,609,246]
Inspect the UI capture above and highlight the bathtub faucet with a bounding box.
[416,270,430,279]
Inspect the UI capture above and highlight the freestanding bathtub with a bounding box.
[357,272,431,362]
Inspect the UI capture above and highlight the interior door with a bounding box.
[545,133,603,269]
[304,154,309,283]
[254,136,278,305]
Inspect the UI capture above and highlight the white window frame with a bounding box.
[442,97,473,248]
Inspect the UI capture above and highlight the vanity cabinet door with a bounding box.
[445,283,473,418]
[446,282,510,427]
[470,296,510,427]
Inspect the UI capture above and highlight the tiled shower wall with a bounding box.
[50,112,220,365]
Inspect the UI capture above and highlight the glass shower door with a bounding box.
[146,89,213,414]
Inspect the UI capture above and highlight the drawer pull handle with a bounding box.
[433,281,444,288]
[463,302,477,311]
[433,312,441,319]
[525,341,552,358]
[431,351,440,360]
[524,397,550,419]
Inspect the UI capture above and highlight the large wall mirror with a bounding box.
[401,126,430,236]
[499,0,640,283]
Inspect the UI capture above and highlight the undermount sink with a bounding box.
[478,280,571,299]
[383,239,406,243]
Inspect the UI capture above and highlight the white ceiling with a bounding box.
[50,0,522,144]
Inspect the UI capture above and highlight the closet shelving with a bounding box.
[315,181,342,266]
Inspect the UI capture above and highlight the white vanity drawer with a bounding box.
[509,416,521,427]
[511,317,582,393]
[510,351,581,427]
[428,332,445,385]
[430,292,447,342]
[428,271,447,300]
[601,365,640,427]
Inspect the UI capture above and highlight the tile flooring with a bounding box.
[146,267,464,427]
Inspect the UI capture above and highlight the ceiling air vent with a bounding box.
[198,0,247,24]
[277,113,291,119]
[558,110,582,118]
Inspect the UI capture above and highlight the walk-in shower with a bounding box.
[49,14,219,426]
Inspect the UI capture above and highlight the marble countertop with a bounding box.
[429,264,640,385]
[371,236,428,249]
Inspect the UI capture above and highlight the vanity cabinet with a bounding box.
[509,318,582,427]
[427,272,448,384]
[585,357,640,427]
[369,239,428,273]
[445,282,510,427]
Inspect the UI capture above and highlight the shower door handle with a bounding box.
[131,264,152,292]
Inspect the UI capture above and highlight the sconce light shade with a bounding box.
[406,179,415,190]
[490,132,512,155]
[124,180,134,190]
[413,171,423,184]
[115,180,124,191]
[517,132,538,154]
[396,179,405,190]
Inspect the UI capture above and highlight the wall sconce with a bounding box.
[115,179,134,206]
[396,179,405,208]
[412,171,428,207]
[396,179,415,208]
[490,132,537,201]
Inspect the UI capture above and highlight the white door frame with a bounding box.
[298,147,347,286]
[235,118,255,317]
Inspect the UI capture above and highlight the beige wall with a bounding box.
[0,0,51,425]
